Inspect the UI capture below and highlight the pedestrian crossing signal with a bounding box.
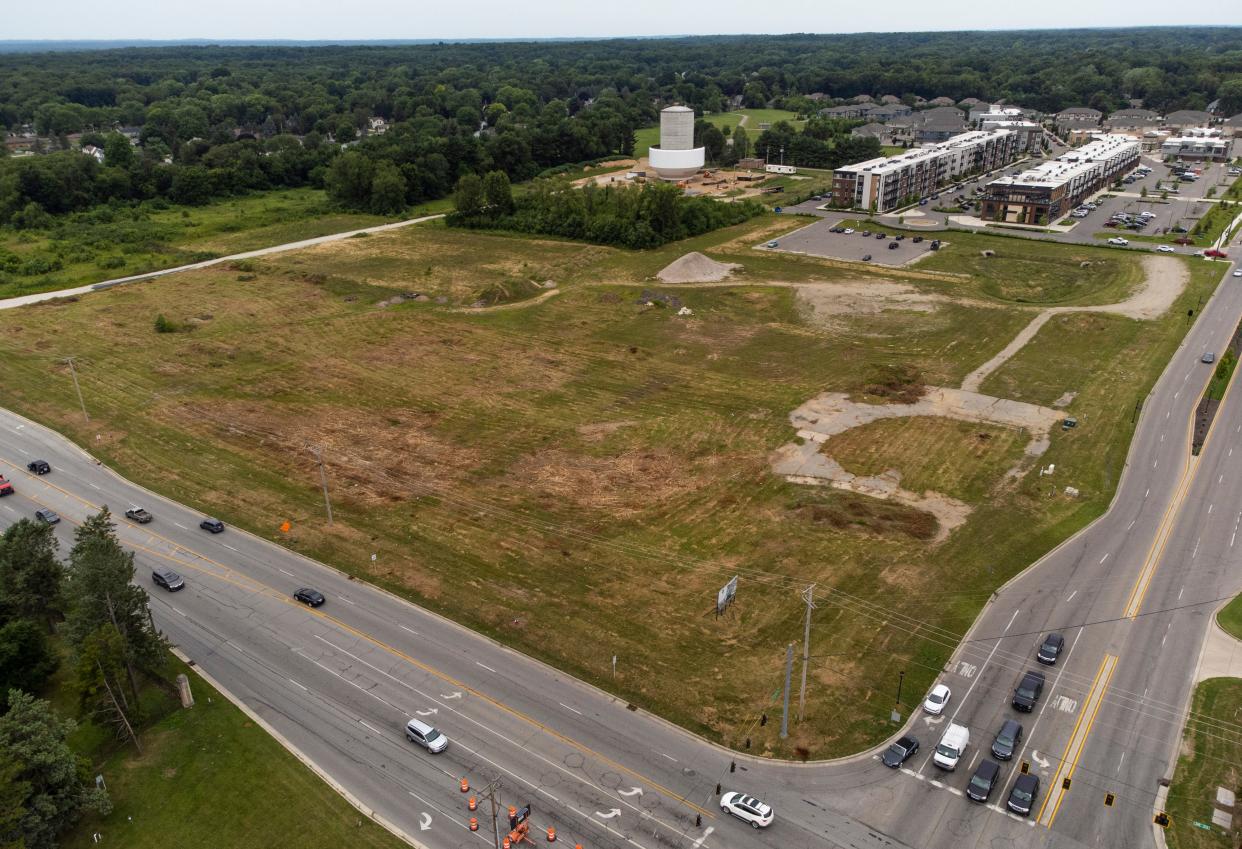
[1154,812,1170,828]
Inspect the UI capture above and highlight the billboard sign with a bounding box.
[717,576,739,615]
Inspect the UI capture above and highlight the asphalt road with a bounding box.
[1,245,1241,849]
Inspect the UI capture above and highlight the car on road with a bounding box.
[843,228,855,234]
[1007,773,1040,816]
[34,508,60,525]
[894,234,905,241]
[200,518,225,533]
[404,718,449,753]
[293,587,326,607]
[1156,245,1175,253]
[1107,237,1129,246]
[912,236,924,243]
[933,723,969,769]
[875,233,886,240]
[1233,270,1242,278]
[1012,670,1045,712]
[861,254,872,262]
[152,568,185,591]
[719,792,774,829]
[966,759,1001,802]
[765,241,779,249]
[124,507,153,524]
[1202,352,1216,364]
[1206,249,1228,258]
[0,476,13,497]
[881,735,920,768]
[27,460,51,475]
[923,683,951,715]
[1037,632,1065,665]
[991,718,1023,760]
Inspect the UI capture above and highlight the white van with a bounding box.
[933,723,970,770]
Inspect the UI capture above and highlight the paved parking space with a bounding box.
[765,218,942,266]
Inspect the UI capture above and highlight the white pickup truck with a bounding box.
[933,723,970,770]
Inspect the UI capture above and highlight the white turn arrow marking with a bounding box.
[419,813,432,831]
[441,692,463,700]
[618,786,643,797]
[594,808,622,820]
[1031,750,1050,769]
[691,826,714,849]
[415,708,438,716]
[922,714,945,727]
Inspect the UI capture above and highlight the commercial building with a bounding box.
[980,134,1140,225]
[832,129,1018,212]
[979,118,1042,151]
[1161,129,1230,162]
[648,105,705,180]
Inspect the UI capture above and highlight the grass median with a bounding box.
[1164,677,1242,849]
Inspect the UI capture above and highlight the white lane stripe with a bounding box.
[278,567,295,576]
[660,753,677,762]
[400,624,419,635]
[336,597,355,606]
[1066,590,1078,602]
[89,482,101,490]
[1099,553,1109,564]
[288,678,309,691]
[359,719,384,735]
[560,702,583,715]
[171,606,185,616]
[174,522,187,529]
[476,661,497,673]
[222,543,239,552]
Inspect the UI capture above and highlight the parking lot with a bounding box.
[764,218,943,266]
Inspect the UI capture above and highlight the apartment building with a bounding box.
[832,129,1018,212]
[980,134,1140,225]
[1161,130,1230,162]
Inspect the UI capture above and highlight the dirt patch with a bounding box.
[657,252,741,284]
[788,493,937,541]
[862,363,926,405]
[1096,255,1189,321]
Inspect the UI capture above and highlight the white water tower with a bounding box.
[649,105,705,180]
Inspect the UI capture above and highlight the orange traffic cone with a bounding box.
[547,825,556,842]
[503,839,511,849]
[460,778,469,793]
[469,817,478,832]
[468,796,477,811]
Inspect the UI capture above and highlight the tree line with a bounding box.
[0,508,168,849]
[449,172,763,249]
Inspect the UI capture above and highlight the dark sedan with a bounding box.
[293,587,326,607]
[881,735,920,768]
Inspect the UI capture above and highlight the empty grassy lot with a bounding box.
[0,188,396,300]
[1164,677,1242,849]
[632,109,801,158]
[0,214,1219,758]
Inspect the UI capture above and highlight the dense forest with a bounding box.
[0,29,1240,225]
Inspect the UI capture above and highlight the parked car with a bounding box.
[881,735,920,768]
[152,568,185,591]
[894,234,905,241]
[843,228,855,234]
[1156,245,1175,253]
[405,718,449,753]
[1037,632,1065,665]
[888,242,900,250]
[1206,249,1228,258]
[124,506,153,524]
[293,587,326,607]
[34,508,60,525]
[923,683,951,715]
[765,241,779,249]
[26,460,51,475]
[875,233,886,240]
[967,760,1001,802]
[1007,773,1041,816]
[861,230,872,237]
[912,236,924,244]
[1107,237,1129,246]
[720,792,774,829]
[929,240,941,251]
[991,719,1023,760]
[200,518,225,533]
[861,254,872,262]
[1012,670,1046,712]
[1202,352,1216,364]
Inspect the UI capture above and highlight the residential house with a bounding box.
[1105,109,1162,133]
[850,122,889,143]
[913,106,967,143]
[1223,114,1242,138]
[1163,110,1214,130]
[927,96,956,107]
[1054,107,1102,135]
[81,145,105,163]
[862,103,912,122]
[880,94,903,105]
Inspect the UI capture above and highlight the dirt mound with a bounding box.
[657,252,740,284]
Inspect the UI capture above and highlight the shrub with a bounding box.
[153,313,177,333]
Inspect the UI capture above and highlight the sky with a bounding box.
[4,0,1241,41]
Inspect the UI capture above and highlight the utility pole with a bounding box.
[798,584,816,722]
[64,357,89,422]
[310,446,333,526]
[477,778,503,849]
[780,643,793,739]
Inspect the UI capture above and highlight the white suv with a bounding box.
[720,792,774,828]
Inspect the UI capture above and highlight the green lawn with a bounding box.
[63,656,407,849]
[1217,594,1242,641]
[0,214,1221,759]
[633,109,803,158]
[1164,678,1242,849]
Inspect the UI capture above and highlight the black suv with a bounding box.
[1013,670,1045,712]
[27,460,51,475]
[991,718,1023,760]
[1007,773,1040,815]
[200,518,225,534]
[152,568,185,591]
[1037,633,1064,665]
[966,759,1001,802]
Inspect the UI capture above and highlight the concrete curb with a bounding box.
[169,646,429,849]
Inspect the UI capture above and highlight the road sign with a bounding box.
[890,710,902,724]
[716,576,738,615]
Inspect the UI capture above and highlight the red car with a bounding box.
[0,476,13,496]
[1206,249,1228,259]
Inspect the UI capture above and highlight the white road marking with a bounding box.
[660,753,677,762]
[1160,434,1164,442]
[1127,519,1136,530]
[930,780,945,789]
[359,719,384,735]
[278,568,295,576]
[288,678,308,691]
[690,827,714,849]
[1179,586,1185,599]
[336,597,356,606]
[1193,539,1200,558]
[174,522,188,529]
[560,702,583,715]
[1232,532,1237,547]
[1145,488,1150,498]
[1099,553,1110,564]
[1066,590,1078,602]
[476,661,497,673]
[400,624,419,635]
[1153,460,1158,469]
[89,482,101,490]
[947,788,963,797]
[956,661,977,679]
[1209,504,1215,514]
[171,606,185,617]
[1052,695,1079,714]
[221,543,239,552]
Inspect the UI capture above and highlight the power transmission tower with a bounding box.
[64,357,89,422]
[798,584,816,722]
[309,445,334,526]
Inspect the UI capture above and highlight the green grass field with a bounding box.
[61,656,407,849]
[0,214,1218,758]
[633,110,802,158]
[0,188,399,300]
[1164,678,1242,849]
[1217,595,1242,641]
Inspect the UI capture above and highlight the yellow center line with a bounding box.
[1046,654,1117,828]
[1035,654,1109,824]
[0,457,714,819]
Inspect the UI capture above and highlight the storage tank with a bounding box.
[649,105,705,180]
